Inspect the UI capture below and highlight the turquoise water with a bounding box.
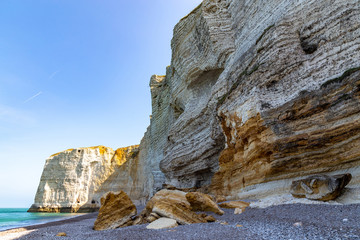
[0,208,82,231]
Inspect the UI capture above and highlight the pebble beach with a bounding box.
[1,204,359,240]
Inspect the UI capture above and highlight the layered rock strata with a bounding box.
[145,0,360,198]
[159,0,235,189]
[210,0,360,197]
[29,145,140,212]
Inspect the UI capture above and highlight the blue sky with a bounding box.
[0,0,202,208]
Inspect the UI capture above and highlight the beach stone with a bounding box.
[93,191,137,230]
[290,174,352,201]
[219,201,250,211]
[293,222,303,227]
[186,192,224,215]
[234,208,243,214]
[56,232,67,236]
[146,217,178,230]
[205,215,216,222]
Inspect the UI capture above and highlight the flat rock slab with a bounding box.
[146,217,178,230]
[290,174,352,201]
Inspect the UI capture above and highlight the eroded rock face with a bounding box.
[28,145,140,212]
[290,174,352,201]
[157,1,236,189]
[209,0,360,197]
[93,191,136,231]
[142,0,360,198]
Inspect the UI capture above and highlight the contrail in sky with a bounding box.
[48,70,59,80]
[23,91,42,104]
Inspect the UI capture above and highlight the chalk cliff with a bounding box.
[31,0,360,211]
[144,0,360,197]
[28,145,140,212]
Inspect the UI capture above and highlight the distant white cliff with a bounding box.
[28,145,140,212]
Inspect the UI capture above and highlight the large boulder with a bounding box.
[93,191,137,230]
[145,190,206,225]
[152,200,206,225]
[185,192,224,215]
[145,189,190,211]
[290,174,352,201]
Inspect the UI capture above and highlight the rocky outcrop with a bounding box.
[290,174,352,201]
[29,145,140,212]
[93,191,137,230]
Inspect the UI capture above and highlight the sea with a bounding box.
[0,208,82,231]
